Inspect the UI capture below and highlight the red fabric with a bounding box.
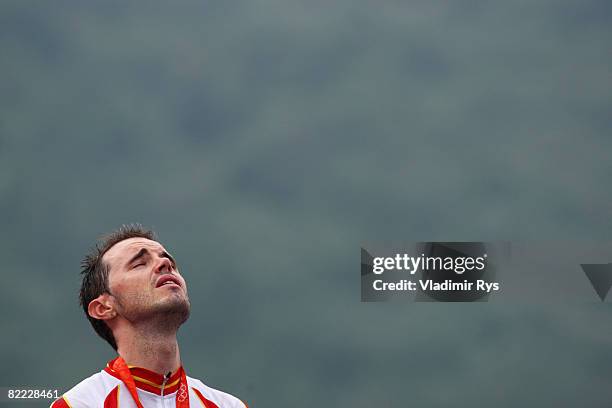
[108,356,190,408]
[50,397,71,408]
[110,357,144,408]
[193,388,220,408]
[104,359,182,395]
[103,385,120,408]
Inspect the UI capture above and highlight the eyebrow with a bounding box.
[126,248,177,267]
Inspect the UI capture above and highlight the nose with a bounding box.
[155,257,173,274]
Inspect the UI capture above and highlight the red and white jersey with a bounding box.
[50,358,247,408]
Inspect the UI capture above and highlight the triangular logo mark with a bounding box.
[361,248,374,276]
[581,263,612,301]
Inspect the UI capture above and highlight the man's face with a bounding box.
[102,237,190,325]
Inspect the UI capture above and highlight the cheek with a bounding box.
[111,275,150,298]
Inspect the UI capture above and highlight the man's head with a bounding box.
[80,225,190,350]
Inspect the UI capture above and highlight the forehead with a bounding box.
[102,237,168,266]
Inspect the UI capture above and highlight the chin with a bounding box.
[155,297,191,320]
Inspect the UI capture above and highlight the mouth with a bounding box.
[155,275,181,288]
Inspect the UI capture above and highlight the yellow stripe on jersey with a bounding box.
[131,375,180,389]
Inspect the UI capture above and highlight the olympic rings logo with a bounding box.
[177,384,188,402]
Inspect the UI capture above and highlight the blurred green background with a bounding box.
[1,0,611,406]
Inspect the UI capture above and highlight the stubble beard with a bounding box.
[115,289,191,332]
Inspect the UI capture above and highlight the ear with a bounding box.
[88,293,116,321]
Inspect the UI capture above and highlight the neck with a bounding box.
[116,325,181,376]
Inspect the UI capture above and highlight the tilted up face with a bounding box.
[102,237,191,325]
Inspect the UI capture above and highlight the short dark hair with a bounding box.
[80,224,156,350]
